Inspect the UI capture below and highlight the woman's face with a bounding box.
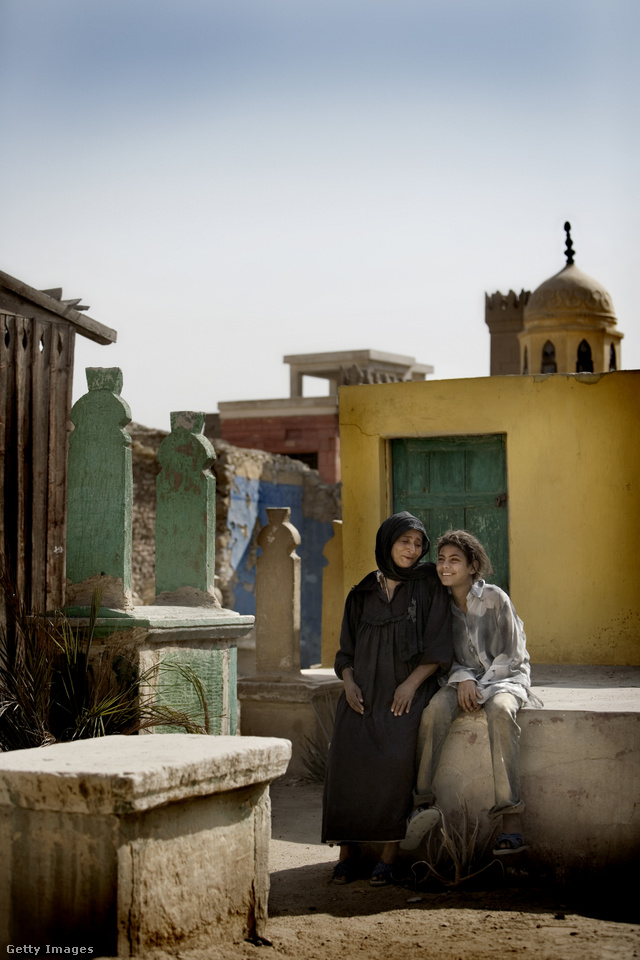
[390,530,424,570]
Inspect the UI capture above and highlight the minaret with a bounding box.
[518,223,623,375]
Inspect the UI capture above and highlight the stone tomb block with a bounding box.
[238,671,343,777]
[426,670,640,882]
[0,735,291,954]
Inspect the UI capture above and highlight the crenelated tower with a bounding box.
[485,289,530,375]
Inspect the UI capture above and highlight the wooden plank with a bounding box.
[0,270,117,345]
[58,323,76,608]
[13,315,29,600]
[30,318,51,611]
[47,323,75,609]
[396,491,505,509]
[0,315,8,525]
[399,435,503,453]
[0,314,10,625]
[0,313,75,614]
[2,314,19,591]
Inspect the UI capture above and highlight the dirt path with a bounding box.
[259,778,639,960]
[156,777,640,960]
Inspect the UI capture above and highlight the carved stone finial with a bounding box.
[564,221,575,265]
[255,507,301,674]
[155,411,217,600]
[86,367,124,394]
[170,411,205,434]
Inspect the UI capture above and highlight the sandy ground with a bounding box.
[167,776,639,960]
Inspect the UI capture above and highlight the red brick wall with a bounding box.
[220,413,341,483]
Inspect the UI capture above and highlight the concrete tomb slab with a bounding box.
[0,734,291,954]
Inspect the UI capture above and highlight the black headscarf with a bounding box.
[374,511,439,661]
[375,511,430,582]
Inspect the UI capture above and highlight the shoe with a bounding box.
[492,832,529,856]
[369,860,396,886]
[331,858,359,884]
[399,805,440,851]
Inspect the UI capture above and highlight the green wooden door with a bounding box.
[392,435,509,591]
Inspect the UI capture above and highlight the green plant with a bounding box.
[300,690,338,782]
[300,732,329,783]
[411,800,501,888]
[0,566,57,749]
[0,564,209,750]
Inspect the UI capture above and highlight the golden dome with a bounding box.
[524,262,617,327]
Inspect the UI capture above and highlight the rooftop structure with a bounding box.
[218,349,434,483]
[284,349,433,397]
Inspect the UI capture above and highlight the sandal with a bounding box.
[493,832,529,856]
[399,805,440,851]
[369,860,395,886]
[331,858,359,884]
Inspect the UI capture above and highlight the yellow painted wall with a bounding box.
[338,371,640,665]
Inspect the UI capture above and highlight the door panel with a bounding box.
[392,435,509,592]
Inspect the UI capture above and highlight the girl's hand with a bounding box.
[391,679,417,716]
[344,677,365,714]
[457,679,480,712]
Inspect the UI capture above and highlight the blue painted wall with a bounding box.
[227,477,331,667]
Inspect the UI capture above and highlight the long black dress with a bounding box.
[322,567,451,843]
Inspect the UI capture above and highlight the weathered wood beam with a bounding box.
[0,270,117,345]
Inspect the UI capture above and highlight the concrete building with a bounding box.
[218,349,433,483]
[485,223,624,376]
[335,370,639,667]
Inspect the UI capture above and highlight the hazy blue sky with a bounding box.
[1,0,637,429]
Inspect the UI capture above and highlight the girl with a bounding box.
[414,529,540,855]
[322,511,452,885]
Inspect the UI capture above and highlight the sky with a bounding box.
[1,0,638,430]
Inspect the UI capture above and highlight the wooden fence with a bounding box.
[0,311,75,613]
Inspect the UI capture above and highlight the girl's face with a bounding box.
[436,543,477,591]
[391,530,424,570]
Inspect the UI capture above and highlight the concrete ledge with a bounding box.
[238,673,343,777]
[429,666,640,882]
[530,663,640,710]
[218,396,339,418]
[0,734,291,815]
[238,671,343,703]
[64,605,255,637]
[0,735,291,954]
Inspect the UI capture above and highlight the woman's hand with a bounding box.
[391,663,438,716]
[391,679,418,716]
[342,669,365,715]
[457,679,480,712]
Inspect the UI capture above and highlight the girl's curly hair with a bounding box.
[435,530,493,581]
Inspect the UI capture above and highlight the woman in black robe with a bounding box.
[322,511,452,885]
